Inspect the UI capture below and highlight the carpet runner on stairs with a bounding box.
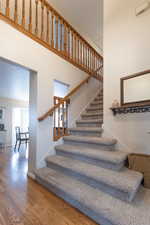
[35,91,144,225]
[68,127,103,137]
[76,119,103,127]
[55,144,128,170]
[45,155,142,202]
[35,168,150,225]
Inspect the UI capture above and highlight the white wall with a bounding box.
[0,58,30,101]
[0,97,28,145]
[68,78,101,127]
[54,80,69,98]
[104,0,150,154]
[53,79,101,127]
[0,20,100,172]
[47,0,103,54]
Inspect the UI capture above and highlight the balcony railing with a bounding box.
[0,0,103,78]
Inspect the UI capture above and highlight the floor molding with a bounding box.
[27,172,36,180]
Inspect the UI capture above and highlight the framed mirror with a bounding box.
[121,70,150,107]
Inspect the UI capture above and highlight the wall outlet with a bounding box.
[136,1,150,16]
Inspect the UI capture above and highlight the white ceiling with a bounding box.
[48,0,103,51]
[0,59,29,101]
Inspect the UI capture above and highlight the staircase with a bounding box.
[35,91,146,225]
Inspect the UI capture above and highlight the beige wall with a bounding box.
[0,97,28,146]
[104,0,150,154]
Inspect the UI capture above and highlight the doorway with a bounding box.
[53,79,69,98]
[0,57,37,176]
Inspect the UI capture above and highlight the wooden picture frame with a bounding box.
[121,70,150,107]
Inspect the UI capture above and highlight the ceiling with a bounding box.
[0,59,29,101]
[48,0,103,51]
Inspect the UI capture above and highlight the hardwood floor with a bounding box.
[0,148,97,225]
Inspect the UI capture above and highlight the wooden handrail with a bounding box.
[38,66,102,121]
[38,76,90,121]
[0,0,103,78]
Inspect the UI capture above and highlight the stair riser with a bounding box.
[56,149,125,171]
[94,100,103,104]
[86,108,103,113]
[46,161,131,202]
[90,103,103,107]
[82,113,103,116]
[69,130,102,137]
[98,93,103,97]
[88,106,103,109]
[95,93,103,98]
[76,122,102,127]
[94,97,103,101]
[90,105,103,109]
[36,176,112,225]
[81,115,103,120]
[63,140,115,151]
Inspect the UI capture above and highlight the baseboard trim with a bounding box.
[27,172,36,180]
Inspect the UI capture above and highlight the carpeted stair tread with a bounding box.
[86,106,103,111]
[35,167,150,225]
[93,99,103,102]
[76,119,103,124]
[95,97,103,101]
[55,144,128,165]
[63,135,117,146]
[81,112,103,117]
[91,99,103,102]
[90,101,103,106]
[45,155,143,202]
[68,127,103,133]
[98,93,103,97]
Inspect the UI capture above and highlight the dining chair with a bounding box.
[14,127,29,152]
